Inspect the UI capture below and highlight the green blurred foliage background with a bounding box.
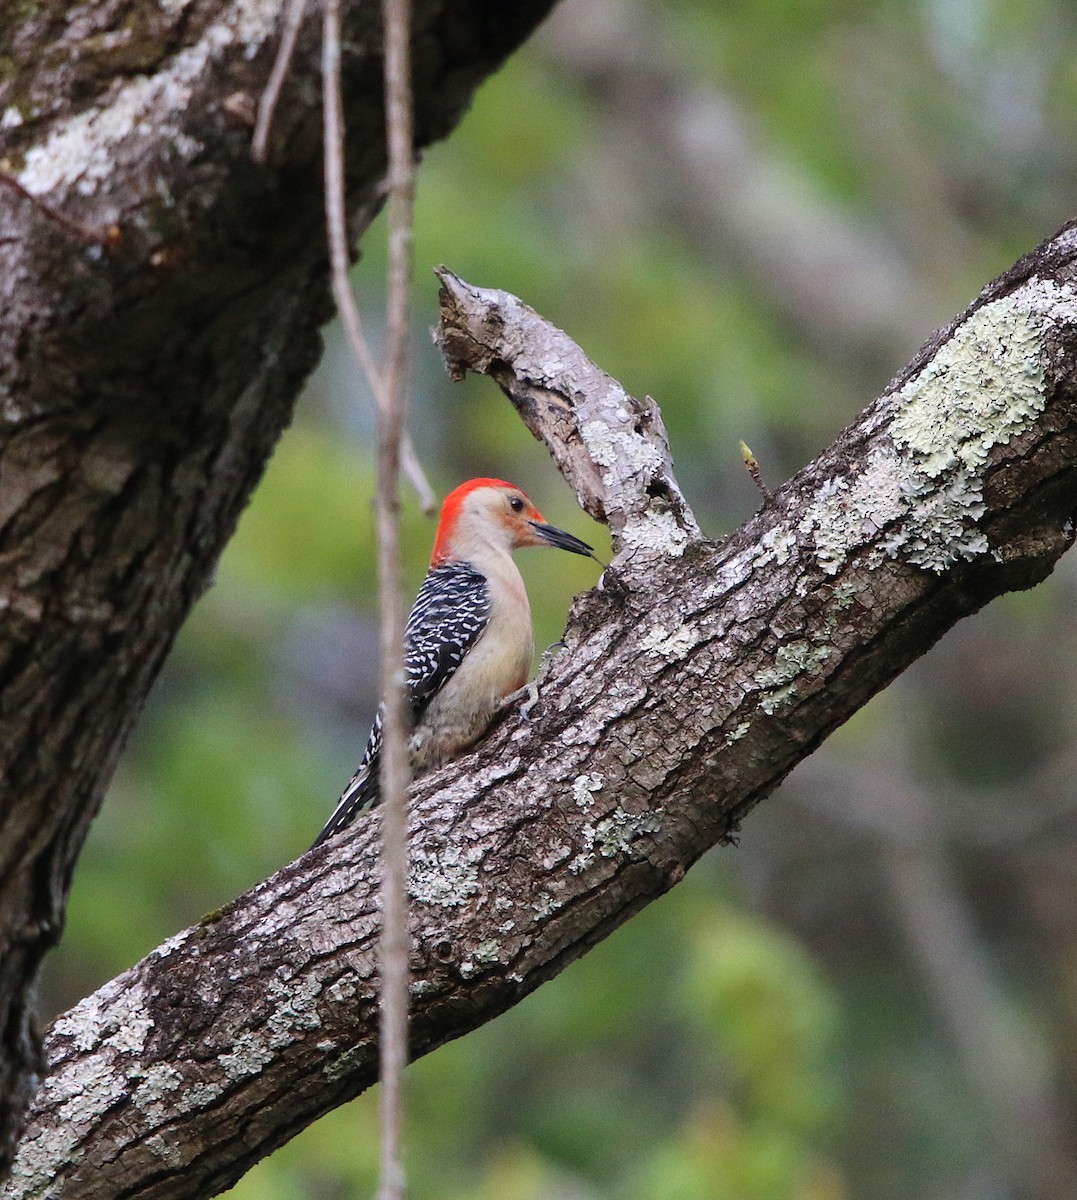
[39,1,1077,1197]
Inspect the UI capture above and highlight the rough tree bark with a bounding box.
[5,223,1077,1198]
[0,0,557,1179]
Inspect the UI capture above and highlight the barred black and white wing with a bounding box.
[403,564,491,712]
[312,565,490,847]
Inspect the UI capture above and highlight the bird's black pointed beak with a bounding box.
[529,521,594,557]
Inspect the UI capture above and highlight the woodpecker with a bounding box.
[313,478,594,847]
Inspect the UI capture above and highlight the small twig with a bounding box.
[324,0,415,1195]
[251,0,309,164]
[319,0,434,516]
[376,0,415,1195]
[739,439,773,501]
[0,170,120,246]
[435,268,701,555]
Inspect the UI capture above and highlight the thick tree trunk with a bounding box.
[0,0,557,1178]
[5,228,1077,1198]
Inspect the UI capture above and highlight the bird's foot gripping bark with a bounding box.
[500,640,572,721]
[499,680,541,721]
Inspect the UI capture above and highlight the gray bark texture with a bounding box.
[0,0,556,1183]
[7,224,1077,1197]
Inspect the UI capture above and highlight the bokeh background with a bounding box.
[38,1,1077,1197]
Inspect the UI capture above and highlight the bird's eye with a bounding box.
[509,496,525,513]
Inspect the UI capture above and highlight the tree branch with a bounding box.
[8,223,1077,1199]
[435,267,700,549]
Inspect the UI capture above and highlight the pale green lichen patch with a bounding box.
[593,807,662,857]
[638,621,697,658]
[143,1133,184,1167]
[572,771,604,809]
[756,640,833,689]
[798,452,907,576]
[52,974,156,1054]
[459,940,503,978]
[756,640,833,715]
[751,525,797,570]
[181,1079,228,1111]
[884,288,1053,570]
[531,890,561,919]
[104,1009,153,1055]
[55,1055,126,1127]
[798,283,1068,576]
[323,1044,370,1082]
[9,1051,130,1190]
[152,930,190,960]
[265,973,323,1045]
[325,976,360,1006]
[578,413,697,557]
[879,474,988,567]
[619,508,692,558]
[409,850,480,908]
[580,415,666,482]
[11,979,173,1189]
[831,580,861,609]
[759,687,796,716]
[890,294,1048,476]
[218,1031,274,1079]
[131,1062,184,1115]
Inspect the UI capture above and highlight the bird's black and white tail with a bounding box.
[311,708,383,848]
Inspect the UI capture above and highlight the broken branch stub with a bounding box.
[435,268,702,564]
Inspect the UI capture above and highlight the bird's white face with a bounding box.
[460,485,549,552]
